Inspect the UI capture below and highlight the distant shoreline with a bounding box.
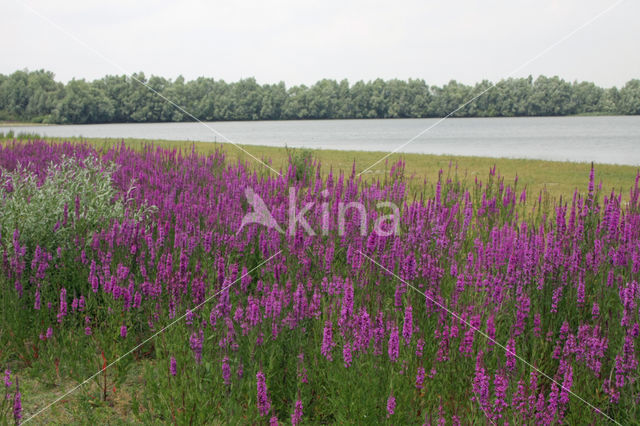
[0,112,626,128]
[0,121,51,127]
[2,70,638,124]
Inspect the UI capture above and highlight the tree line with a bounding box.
[0,69,639,124]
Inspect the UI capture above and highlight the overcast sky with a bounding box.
[2,0,638,88]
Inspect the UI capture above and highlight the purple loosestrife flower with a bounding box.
[339,279,354,328]
[291,399,303,425]
[473,351,489,412]
[415,366,425,389]
[534,392,546,422]
[321,321,335,361]
[512,379,528,418]
[297,353,309,384]
[89,260,99,293]
[592,302,600,320]
[492,372,508,421]
[269,416,279,426]
[438,402,446,426]
[46,327,53,340]
[57,287,67,323]
[388,325,399,362]
[256,371,271,416]
[460,314,480,356]
[394,283,405,309]
[577,274,585,306]
[373,311,385,356]
[386,394,396,417]
[528,371,539,415]
[343,340,352,368]
[551,287,563,314]
[545,383,559,423]
[247,297,261,327]
[514,293,530,337]
[169,357,177,376]
[615,355,625,388]
[435,326,450,362]
[588,164,595,200]
[505,338,516,371]
[486,315,496,350]
[533,313,542,338]
[4,369,11,388]
[120,325,127,339]
[416,338,425,358]
[402,305,413,345]
[133,291,142,309]
[354,308,371,352]
[190,329,204,364]
[13,381,22,425]
[558,365,573,422]
[222,356,231,386]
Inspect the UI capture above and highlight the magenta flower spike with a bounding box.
[256,370,271,416]
[386,394,396,417]
[169,357,177,377]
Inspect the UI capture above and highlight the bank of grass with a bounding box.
[0,122,50,127]
[20,136,638,203]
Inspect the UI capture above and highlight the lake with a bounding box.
[2,115,640,165]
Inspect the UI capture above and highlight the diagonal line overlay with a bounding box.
[358,250,620,425]
[22,250,283,424]
[15,0,282,176]
[357,0,626,177]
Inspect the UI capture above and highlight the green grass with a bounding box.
[0,122,50,127]
[16,364,145,425]
[1,136,638,424]
[28,135,640,202]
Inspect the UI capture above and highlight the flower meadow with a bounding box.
[1,139,639,424]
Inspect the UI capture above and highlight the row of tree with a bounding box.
[1,69,639,124]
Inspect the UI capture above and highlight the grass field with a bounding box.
[22,135,640,203]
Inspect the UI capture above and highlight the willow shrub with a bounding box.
[0,155,153,256]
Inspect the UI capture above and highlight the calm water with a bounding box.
[2,116,640,165]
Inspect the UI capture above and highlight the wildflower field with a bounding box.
[1,139,639,424]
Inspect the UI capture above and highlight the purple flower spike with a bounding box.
[386,394,396,417]
[291,399,303,425]
[256,370,271,416]
[169,357,177,376]
[4,369,11,388]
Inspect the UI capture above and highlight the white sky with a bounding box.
[2,0,638,88]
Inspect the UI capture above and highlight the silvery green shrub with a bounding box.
[0,155,154,255]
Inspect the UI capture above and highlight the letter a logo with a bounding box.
[237,188,284,234]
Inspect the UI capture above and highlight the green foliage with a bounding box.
[1,70,640,124]
[286,146,316,183]
[16,131,41,140]
[0,155,152,255]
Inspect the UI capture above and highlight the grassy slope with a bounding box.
[38,136,640,202]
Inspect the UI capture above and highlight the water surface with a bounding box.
[2,116,639,165]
